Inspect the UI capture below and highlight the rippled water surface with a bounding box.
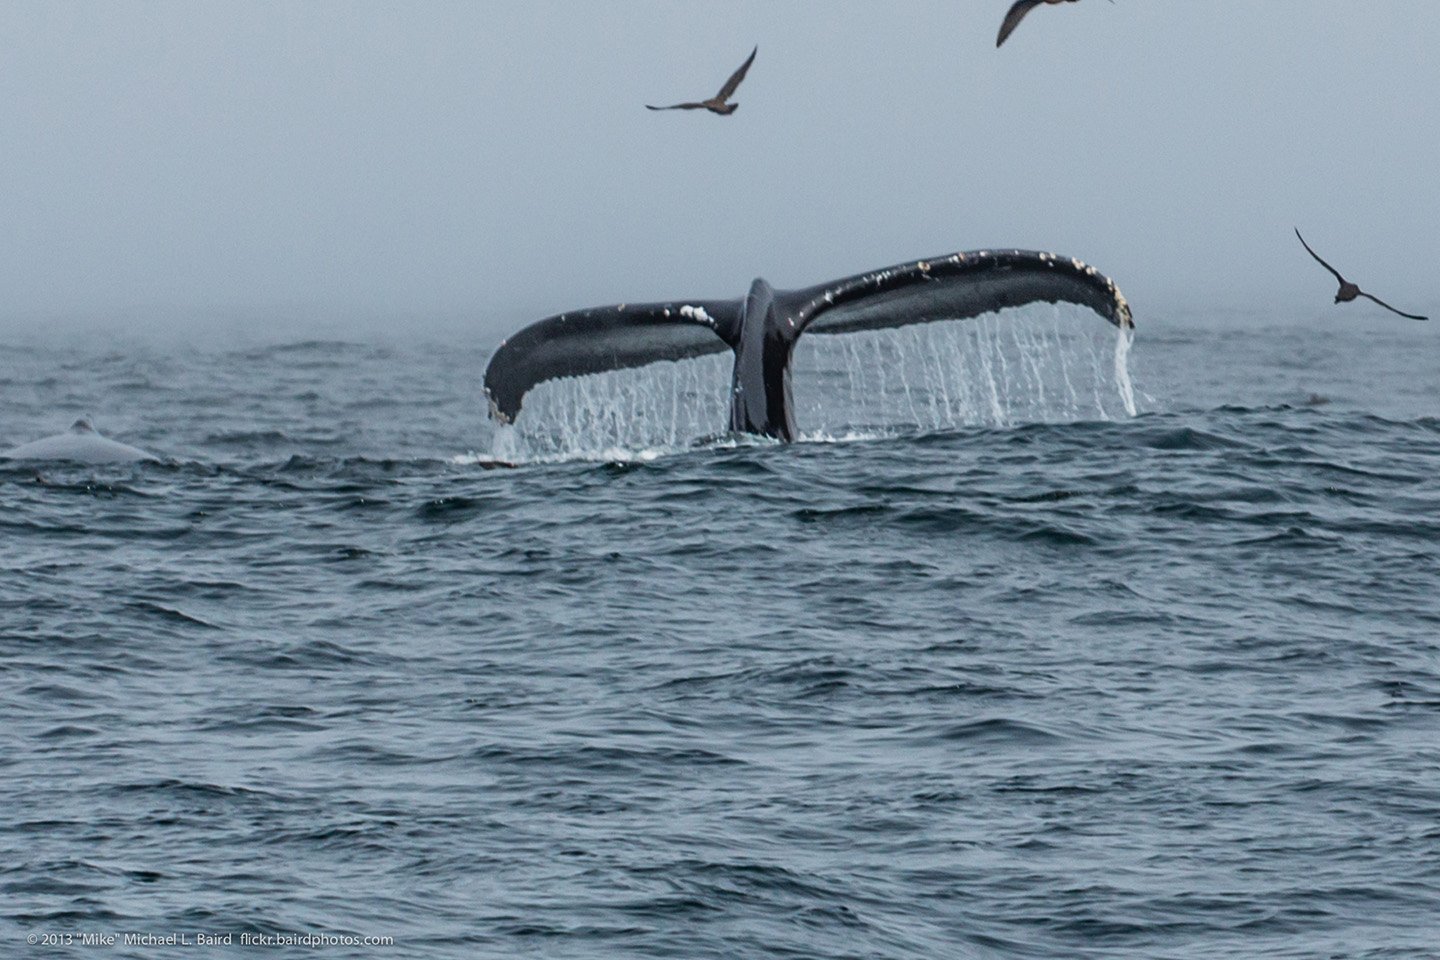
[3,309,1438,958]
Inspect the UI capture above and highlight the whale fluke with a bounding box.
[483,300,742,425]
[484,248,1133,442]
[1,418,159,463]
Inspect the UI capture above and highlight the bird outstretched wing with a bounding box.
[715,46,757,102]
[1294,228,1348,285]
[997,1,1045,47]
[1358,291,1428,321]
[645,102,708,111]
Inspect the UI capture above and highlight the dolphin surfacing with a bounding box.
[484,249,1133,442]
[1,418,159,463]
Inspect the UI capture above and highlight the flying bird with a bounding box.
[1294,228,1428,321]
[997,0,1109,48]
[646,46,757,115]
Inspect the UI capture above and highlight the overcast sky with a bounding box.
[2,1,1435,337]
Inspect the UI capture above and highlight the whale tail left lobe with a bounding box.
[483,299,743,424]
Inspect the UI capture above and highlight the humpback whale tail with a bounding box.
[483,249,1133,443]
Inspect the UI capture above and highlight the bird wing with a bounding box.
[645,102,708,111]
[1357,291,1428,321]
[715,46,757,102]
[997,1,1044,47]
[1294,228,1348,285]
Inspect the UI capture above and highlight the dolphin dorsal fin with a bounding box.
[70,417,95,434]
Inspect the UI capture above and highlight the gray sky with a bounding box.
[2,1,1435,336]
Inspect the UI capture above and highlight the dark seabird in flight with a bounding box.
[998,0,1077,47]
[1295,228,1428,321]
[997,0,1113,48]
[646,46,756,115]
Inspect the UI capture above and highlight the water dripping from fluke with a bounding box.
[485,304,1138,463]
[480,249,1137,462]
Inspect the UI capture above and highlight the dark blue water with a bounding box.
[3,311,1438,958]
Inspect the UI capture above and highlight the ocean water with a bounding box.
[2,307,1438,959]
